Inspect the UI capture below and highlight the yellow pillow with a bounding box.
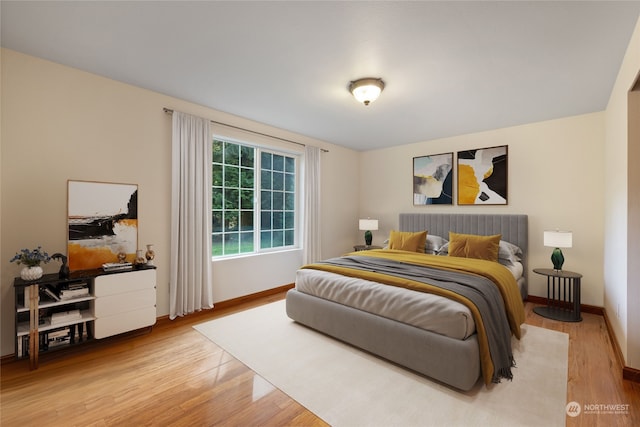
[388,230,427,253]
[448,232,501,262]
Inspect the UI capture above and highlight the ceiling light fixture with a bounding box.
[349,77,385,106]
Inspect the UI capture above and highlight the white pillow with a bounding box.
[425,235,448,255]
[498,240,523,264]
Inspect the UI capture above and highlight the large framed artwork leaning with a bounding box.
[413,152,454,205]
[457,145,508,205]
[67,180,138,270]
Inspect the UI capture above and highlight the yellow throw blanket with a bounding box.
[302,249,525,385]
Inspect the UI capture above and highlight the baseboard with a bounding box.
[528,294,640,384]
[154,283,295,327]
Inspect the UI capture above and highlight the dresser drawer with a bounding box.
[94,307,156,339]
[94,269,155,297]
[94,288,156,318]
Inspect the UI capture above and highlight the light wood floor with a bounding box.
[2,294,639,426]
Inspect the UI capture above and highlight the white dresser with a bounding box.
[93,268,157,339]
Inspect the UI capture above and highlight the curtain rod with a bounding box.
[163,108,328,152]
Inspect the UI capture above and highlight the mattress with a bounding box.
[295,268,476,340]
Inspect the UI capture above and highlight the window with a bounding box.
[212,139,298,257]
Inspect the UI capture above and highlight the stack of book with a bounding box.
[51,309,82,325]
[59,283,89,300]
[102,262,133,272]
[46,327,72,348]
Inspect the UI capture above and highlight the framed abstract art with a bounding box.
[67,180,138,270]
[457,145,508,205]
[413,152,453,205]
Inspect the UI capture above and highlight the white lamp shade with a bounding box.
[544,231,573,248]
[349,78,384,105]
[359,219,379,231]
[352,85,381,104]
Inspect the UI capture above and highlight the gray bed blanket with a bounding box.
[316,255,515,383]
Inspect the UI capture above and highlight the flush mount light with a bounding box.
[349,77,385,106]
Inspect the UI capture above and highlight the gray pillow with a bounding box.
[426,235,448,255]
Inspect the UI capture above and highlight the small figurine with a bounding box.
[51,253,69,279]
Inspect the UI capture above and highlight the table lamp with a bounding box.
[544,230,573,271]
[359,219,379,246]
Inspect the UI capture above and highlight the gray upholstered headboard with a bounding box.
[399,213,528,298]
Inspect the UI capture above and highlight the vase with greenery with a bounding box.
[10,246,51,281]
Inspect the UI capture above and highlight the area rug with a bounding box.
[194,300,569,426]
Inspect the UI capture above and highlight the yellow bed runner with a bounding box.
[302,249,525,385]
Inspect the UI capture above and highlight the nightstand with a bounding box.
[353,245,382,252]
[533,268,582,322]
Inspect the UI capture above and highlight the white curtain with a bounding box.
[170,111,214,319]
[303,145,322,264]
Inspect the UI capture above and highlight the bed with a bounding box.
[286,213,528,391]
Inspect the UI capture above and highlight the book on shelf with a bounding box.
[51,309,82,324]
[47,327,70,339]
[102,262,133,272]
[59,287,89,300]
[40,285,61,302]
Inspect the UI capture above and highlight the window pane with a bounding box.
[225,211,239,232]
[240,210,253,231]
[261,231,271,249]
[273,212,284,230]
[240,189,253,209]
[240,232,254,252]
[212,234,223,256]
[285,173,295,192]
[261,211,271,230]
[285,156,295,173]
[273,154,284,171]
[241,145,254,167]
[261,191,271,210]
[284,211,294,228]
[224,233,239,254]
[212,140,223,163]
[261,152,272,170]
[212,211,223,232]
[261,170,271,190]
[272,191,284,210]
[272,230,284,247]
[284,192,295,210]
[273,171,284,191]
[212,164,223,186]
[212,188,223,209]
[285,229,294,246]
[240,168,253,189]
[224,188,238,209]
[225,142,239,165]
[225,165,239,187]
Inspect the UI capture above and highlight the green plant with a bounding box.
[9,247,51,267]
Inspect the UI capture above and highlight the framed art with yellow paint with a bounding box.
[67,180,138,270]
[413,152,453,205]
[457,145,508,205]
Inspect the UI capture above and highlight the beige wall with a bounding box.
[604,16,640,369]
[359,112,606,306]
[0,49,359,356]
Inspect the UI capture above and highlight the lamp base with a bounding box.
[364,230,372,246]
[551,247,564,270]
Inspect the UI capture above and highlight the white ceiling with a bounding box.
[2,1,640,151]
